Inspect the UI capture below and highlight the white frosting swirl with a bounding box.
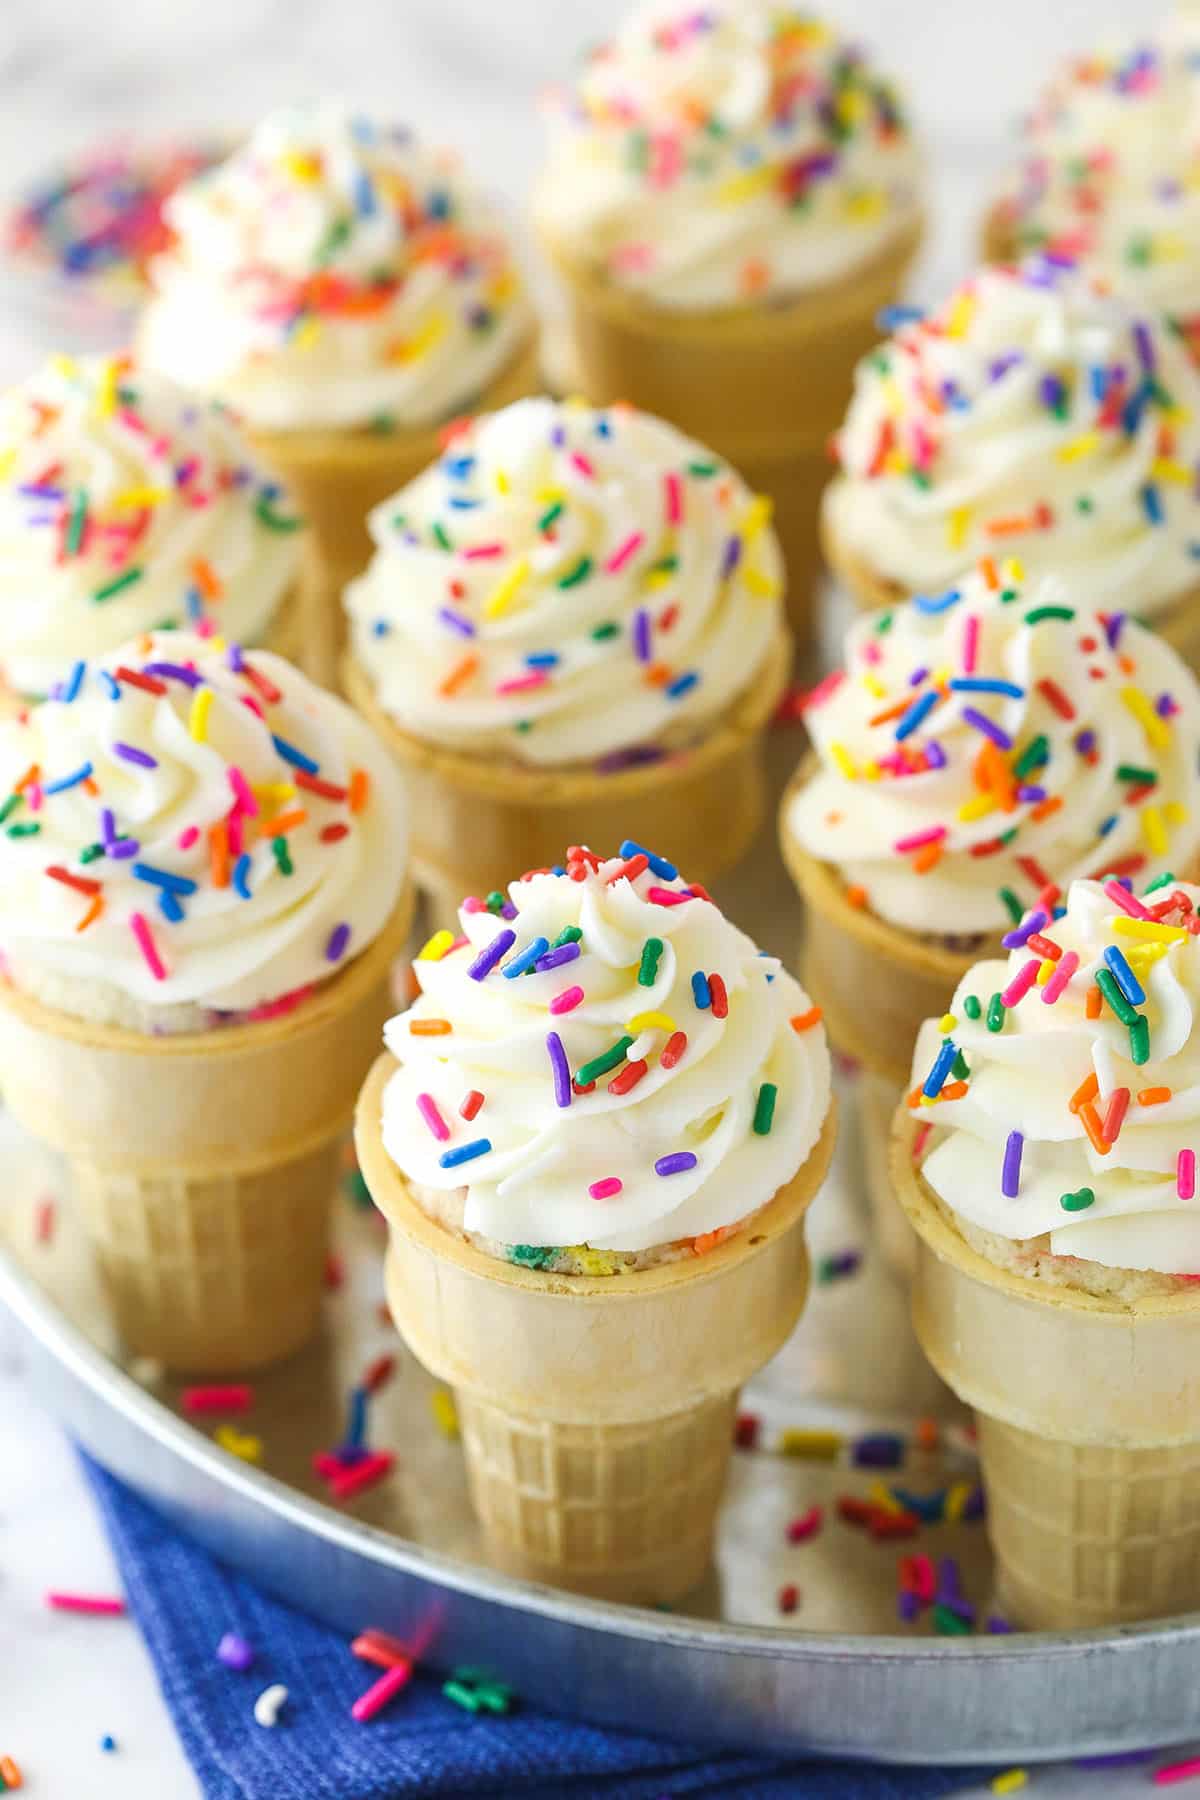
[992,34,1200,318]
[345,397,784,767]
[0,353,302,698]
[140,100,532,432]
[379,849,830,1254]
[786,563,1200,935]
[534,0,921,311]
[914,876,1200,1273]
[0,631,407,1024]
[826,259,1200,620]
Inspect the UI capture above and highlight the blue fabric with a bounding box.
[82,1453,984,1800]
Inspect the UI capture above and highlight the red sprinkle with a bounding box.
[734,1412,760,1450]
[459,1090,485,1121]
[115,664,167,695]
[35,1195,56,1244]
[46,864,101,896]
[608,1058,648,1096]
[708,973,729,1018]
[320,823,351,843]
[330,1452,395,1503]
[660,1030,688,1069]
[1036,677,1076,720]
[362,1355,396,1396]
[778,1584,800,1615]
[182,1384,253,1415]
[786,1506,823,1544]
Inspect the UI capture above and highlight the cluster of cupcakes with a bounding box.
[5,0,1200,1630]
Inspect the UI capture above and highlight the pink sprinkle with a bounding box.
[28,784,43,812]
[227,814,244,858]
[912,1122,932,1160]
[1156,1754,1200,1786]
[196,616,216,638]
[130,912,167,981]
[800,670,845,713]
[589,1177,623,1200]
[664,470,684,525]
[1000,958,1040,1007]
[46,1592,126,1616]
[549,985,584,1015]
[460,542,505,561]
[1104,879,1152,920]
[1041,949,1079,1005]
[462,896,485,913]
[177,825,200,850]
[893,825,946,855]
[228,765,259,817]
[962,614,980,675]
[246,983,315,1022]
[416,1093,450,1142]
[35,1194,56,1243]
[604,531,645,574]
[570,451,596,480]
[648,885,691,907]
[786,1505,823,1544]
[1179,1150,1196,1201]
[330,1451,394,1503]
[183,1384,253,1415]
[351,1659,414,1723]
[495,670,549,696]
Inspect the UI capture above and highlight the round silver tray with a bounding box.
[5,723,1200,1766]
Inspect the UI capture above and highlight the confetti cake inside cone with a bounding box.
[0,631,409,1369]
[0,351,306,700]
[895,874,1200,1627]
[822,257,1200,665]
[780,556,1200,1086]
[354,844,834,1601]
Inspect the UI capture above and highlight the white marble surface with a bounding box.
[0,0,1195,1794]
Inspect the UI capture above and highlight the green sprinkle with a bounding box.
[1076,495,1095,513]
[93,565,143,604]
[687,460,719,477]
[558,555,593,589]
[998,828,1019,848]
[1129,1015,1151,1066]
[998,887,1023,924]
[6,822,40,837]
[1023,605,1074,625]
[255,494,304,532]
[390,512,408,532]
[0,793,21,827]
[485,890,506,914]
[515,720,532,734]
[272,835,293,876]
[998,587,1019,603]
[952,1049,970,1081]
[909,469,932,490]
[638,937,664,987]
[538,501,564,533]
[508,1244,553,1269]
[753,1083,778,1136]
[1012,735,1049,780]
[876,611,894,634]
[986,993,1005,1033]
[591,622,620,640]
[932,1604,972,1636]
[1116,764,1157,786]
[1095,968,1139,1028]
[1145,870,1176,894]
[551,925,583,949]
[963,994,982,1020]
[432,521,453,551]
[316,216,352,264]
[79,842,104,863]
[65,488,88,557]
[1060,1187,1095,1212]
[368,414,398,434]
[344,1169,372,1208]
[576,1035,635,1088]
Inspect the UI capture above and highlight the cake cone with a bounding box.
[358,1054,837,1604]
[892,1107,1200,1629]
[0,891,413,1372]
[539,223,922,643]
[981,201,1018,266]
[344,625,791,922]
[250,335,541,673]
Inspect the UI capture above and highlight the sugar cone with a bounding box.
[858,1070,916,1281]
[251,335,542,674]
[891,1107,1200,1628]
[0,889,413,1371]
[343,625,791,923]
[357,1054,837,1603]
[981,200,1019,266]
[780,768,985,1088]
[539,222,923,646]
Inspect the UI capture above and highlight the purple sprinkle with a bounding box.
[908,665,929,688]
[595,745,667,775]
[1001,1130,1023,1199]
[216,1632,255,1671]
[986,1616,1015,1635]
[632,607,652,663]
[113,742,158,769]
[1075,728,1097,755]
[326,922,351,963]
[1133,319,1156,374]
[142,661,204,687]
[1157,691,1177,718]
[226,642,245,673]
[1103,612,1126,650]
[536,941,581,973]
[546,1031,571,1108]
[500,901,518,921]
[924,741,947,770]
[655,1151,698,1177]
[108,838,140,860]
[936,1557,962,1605]
[1039,373,1066,411]
[1002,909,1047,949]
[438,607,475,638]
[964,1484,987,1522]
[1015,785,1046,803]
[897,1591,921,1623]
[100,807,118,847]
[467,928,515,981]
[721,535,743,578]
[960,706,1012,751]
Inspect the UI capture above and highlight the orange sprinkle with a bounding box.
[13,762,40,792]
[693,1223,735,1256]
[190,556,223,602]
[643,661,672,688]
[82,776,99,797]
[979,556,1000,590]
[984,513,1035,538]
[439,653,478,697]
[1086,985,1102,1019]
[1030,794,1064,823]
[914,1417,939,1451]
[75,893,104,933]
[1138,1087,1173,1106]
[1117,653,1136,677]
[938,1080,969,1101]
[738,257,771,298]
[1078,1101,1110,1158]
[258,808,307,838]
[0,1756,23,1789]
[869,697,912,728]
[209,820,229,889]
[790,1006,824,1033]
[846,884,868,910]
[912,842,943,875]
[410,1018,452,1036]
[348,768,369,815]
[1069,1072,1099,1114]
[906,1084,923,1110]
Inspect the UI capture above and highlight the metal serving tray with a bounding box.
[5,674,1200,1766]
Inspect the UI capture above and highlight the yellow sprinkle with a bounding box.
[948,505,972,550]
[1142,804,1169,855]
[643,566,676,591]
[0,449,15,480]
[1003,556,1024,583]
[957,793,997,823]
[742,566,780,599]
[945,292,977,338]
[252,781,295,802]
[418,929,456,961]
[1127,942,1169,971]
[387,312,447,363]
[844,187,885,221]
[482,556,530,620]
[739,494,773,541]
[429,1388,459,1439]
[626,1011,676,1038]
[568,1245,618,1276]
[1111,917,1188,943]
[1166,801,1189,825]
[1057,433,1099,463]
[716,164,776,205]
[188,688,213,742]
[97,357,120,418]
[939,1014,957,1034]
[991,1774,1027,1796]
[830,741,858,780]
[778,1427,842,1461]
[1036,959,1055,987]
[1152,457,1191,484]
[214,1425,262,1463]
[113,486,169,508]
[282,150,322,182]
[494,467,510,495]
[292,316,322,351]
[49,352,78,379]
[943,1480,973,1523]
[1122,685,1170,750]
[488,269,518,305]
[861,672,886,699]
[869,1480,902,1515]
[208,635,226,654]
[863,760,882,781]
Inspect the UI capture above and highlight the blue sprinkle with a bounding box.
[43,761,93,794]
[186,586,204,621]
[525,652,559,670]
[877,304,925,331]
[270,735,319,775]
[132,863,197,895]
[665,671,699,700]
[895,689,938,741]
[619,840,677,880]
[922,1038,957,1099]
[1103,945,1146,1006]
[502,936,550,978]
[439,1138,492,1169]
[233,853,253,899]
[1141,483,1164,526]
[948,678,1024,699]
[98,670,121,701]
[913,587,962,615]
[692,971,711,1010]
[61,660,86,703]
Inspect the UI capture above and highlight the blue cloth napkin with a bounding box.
[82,1452,985,1800]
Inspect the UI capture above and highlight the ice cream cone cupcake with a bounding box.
[0,631,410,1371]
[354,843,834,1603]
[532,1,923,645]
[138,100,538,666]
[0,351,307,704]
[982,29,1200,344]
[343,396,790,918]
[822,258,1200,668]
[893,874,1200,1628]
